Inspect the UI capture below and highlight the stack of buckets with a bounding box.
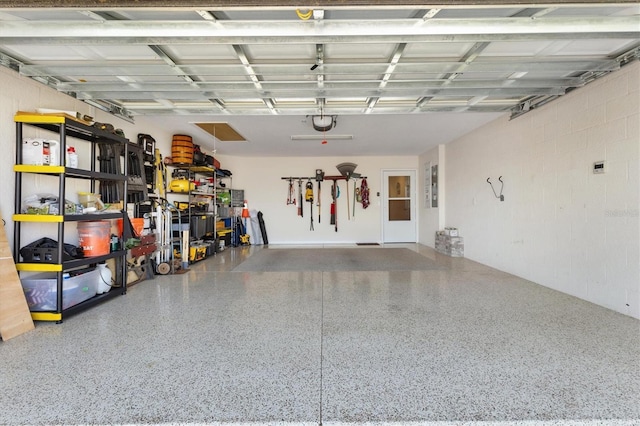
[171,134,194,165]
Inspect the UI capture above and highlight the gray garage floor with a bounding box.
[1,244,639,425]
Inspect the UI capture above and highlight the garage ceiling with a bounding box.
[0,1,638,156]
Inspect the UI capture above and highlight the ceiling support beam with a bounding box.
[0,17,637,45]
[21,59,622,77]
[147,44,227,113]
[0,50,21,72]
[313,43,325,114]
[118,102,513,115]
[366,42,407,114]
[0,46,138,121]
[232,44,278,114]
[1,0,637,7]
[422,9,442,20]
[423,7,565,112]
[77,9,226,115]
[510,45,640,120]
[55,78,586,92]
[415,41,491,111]
[73,86,566,100]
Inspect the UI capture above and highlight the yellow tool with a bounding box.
[155,148,166,198]
[169,178,195,193]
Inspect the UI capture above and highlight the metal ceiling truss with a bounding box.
[19,59,624,77]
[0,17,637,44]
[0,3,637,119]
[53,78,587,92]
[1,0,638,7]
[510,44,640,120]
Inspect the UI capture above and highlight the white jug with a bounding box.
[96,263,112,294]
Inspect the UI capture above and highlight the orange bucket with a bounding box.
[117,217,145,237]
[77,221,111,257]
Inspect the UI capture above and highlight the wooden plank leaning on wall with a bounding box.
[0,217,35,341]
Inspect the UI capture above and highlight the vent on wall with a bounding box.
[193,122,246,141]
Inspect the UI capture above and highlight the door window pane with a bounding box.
[388,176,410,199]
[388,200,411,221]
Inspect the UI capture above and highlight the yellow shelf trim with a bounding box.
[14,164,65,174]
[14,113,66,124]
[30,312,63,322]
[16,263,63,272]
[13,214,64,223]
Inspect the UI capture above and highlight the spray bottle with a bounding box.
[66,146,78,168]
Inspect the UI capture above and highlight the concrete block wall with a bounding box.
[0,66,142,248]
[444,61,640,319]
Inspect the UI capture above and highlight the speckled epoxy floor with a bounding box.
[1,244,639,425]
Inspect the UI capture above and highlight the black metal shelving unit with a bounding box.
[167,164,218,263]
[12,113,129,323]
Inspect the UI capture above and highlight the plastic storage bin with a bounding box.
[21,268,100,311]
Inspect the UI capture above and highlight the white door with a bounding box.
[382,170,417,243]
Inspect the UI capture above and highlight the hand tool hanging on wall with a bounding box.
[345,178,351,220]
[297,179,303,217]
[315,169,324,224]
[330,181,340,232]
[330,182,336,226]
[353,179,357,218]
[317,181,321,224]
[335,163,359,222]
[287,178,296,205]
[305,180,314,231]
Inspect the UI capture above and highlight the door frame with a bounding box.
[381,168,418,243]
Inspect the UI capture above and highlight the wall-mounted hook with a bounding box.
[487,176,505,201]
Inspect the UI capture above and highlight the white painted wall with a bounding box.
[216,155,418,244]
[444,61,640,319]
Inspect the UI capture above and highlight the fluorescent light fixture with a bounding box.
[291,135,353,141]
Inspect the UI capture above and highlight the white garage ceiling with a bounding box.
[0,1,638,156]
